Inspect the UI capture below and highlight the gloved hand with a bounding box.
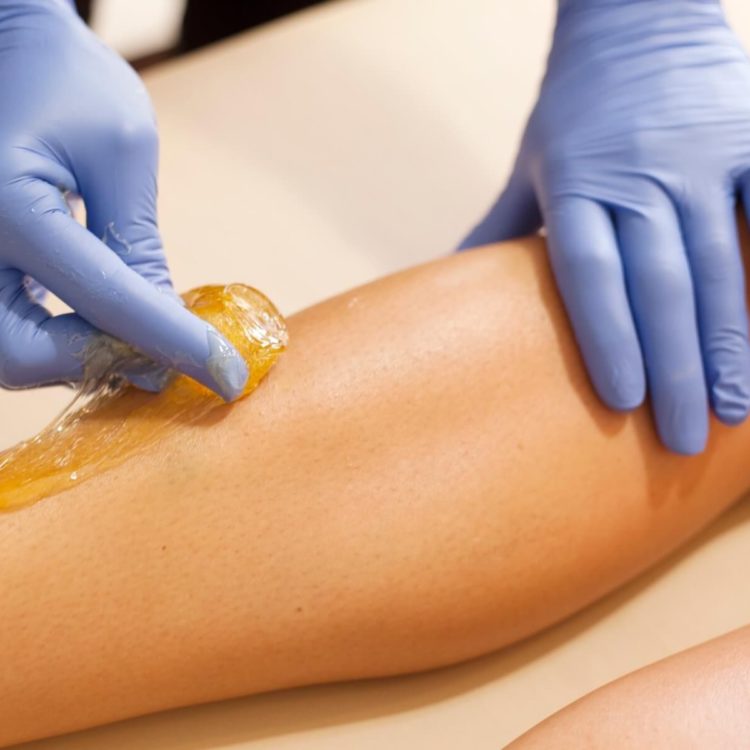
[461,0,750,454]
[0,0,248,399]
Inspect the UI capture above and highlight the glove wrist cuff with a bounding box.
[552,0,729,57]
[556,0,724,25]
[0,0,77,15]
[558,0,721,8]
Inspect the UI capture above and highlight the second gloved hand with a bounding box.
[0,0,248,399]
[461,0,750,454]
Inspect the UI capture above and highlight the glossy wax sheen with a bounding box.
[0,284,288,511]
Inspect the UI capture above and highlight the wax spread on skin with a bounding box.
[0,284,287,511]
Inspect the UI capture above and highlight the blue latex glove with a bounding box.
[0,0,248,399]
[461,0,750,454]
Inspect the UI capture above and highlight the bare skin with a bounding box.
[2,236,750,745]
[507,624,750,748]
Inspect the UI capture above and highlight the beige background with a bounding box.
[7,0,750,747]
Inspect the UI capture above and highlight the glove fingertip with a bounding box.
[653,389,709,456]
[125,366,172,393]
[581,330,646,413]
[591,361,646,413]
[711,377,750,426]
[205,328,249,402]
[661,424,708,457]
